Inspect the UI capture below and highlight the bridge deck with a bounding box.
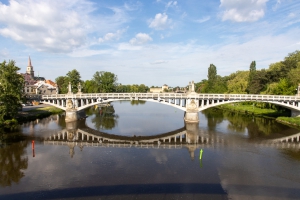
[42,93,300,101]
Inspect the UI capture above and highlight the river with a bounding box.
[0,100,300,200]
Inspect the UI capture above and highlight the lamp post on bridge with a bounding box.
[67,82,73,95]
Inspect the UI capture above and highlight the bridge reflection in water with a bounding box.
[42,119,300,159]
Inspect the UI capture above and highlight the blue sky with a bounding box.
[0,0,299,87]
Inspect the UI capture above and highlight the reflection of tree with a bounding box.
[130,100,146,105]
[223,110,284,138]
[282,149,300,162]
[85,106,95,116]
[0,133,28,187]
[201,108,224,131]
[203,108,293,139]
[91,106,119,130]
[247,117,289,139]
[224,111,251,133]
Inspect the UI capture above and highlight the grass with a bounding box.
[218,103,290,118]
[276,117,300,127]
[17,106,64,123]
[27,106,63,114]
[218,103,300,128]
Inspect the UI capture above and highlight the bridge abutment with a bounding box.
[291,110,300,117]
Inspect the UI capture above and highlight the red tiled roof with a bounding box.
[46,80,57,87]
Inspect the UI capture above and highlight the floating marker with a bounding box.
[199,149,203,160]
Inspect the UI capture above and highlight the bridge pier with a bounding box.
[184,99,199,123]
[65,109,79,122]
[65,99,86,122]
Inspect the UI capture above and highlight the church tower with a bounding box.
[26,56,34,79]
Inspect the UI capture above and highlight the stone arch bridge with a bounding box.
[41,92,300,122]
[39,80,300,122]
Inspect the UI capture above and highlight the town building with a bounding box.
[149,84,169,93]
[21,57,57,95]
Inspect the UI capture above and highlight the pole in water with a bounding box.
[32,140,35,157]
[199,149,203,160]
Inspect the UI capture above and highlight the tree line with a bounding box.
[195,50,300,95]
[56,70,149,94]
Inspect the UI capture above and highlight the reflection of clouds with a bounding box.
[86,101,185,136]
[218,146,300,200]
[150,150,168,164]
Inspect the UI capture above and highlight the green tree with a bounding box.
[195,79,208,93]
[247,61,256,93]
[207,64,217,91]
[267,62,286,83]
[55,70,82,94]
[138,84,148,92]
[283,50,300,71]
[83,80,97,93]
[0,60,24,121]
[227,71,249,94]
[247,69,268,94]
[288,63,300,89]
[55,76,68,94]
[264,78,294,95]
[92,71,118,93]
[66,69,82,93]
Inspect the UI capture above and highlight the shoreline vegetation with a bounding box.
[17,106,64,123]
[216,103,300,128]
[0,106,63,130]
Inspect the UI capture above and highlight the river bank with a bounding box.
[216,103,300,128]
[0,106,63,130]
[17,106,63,123]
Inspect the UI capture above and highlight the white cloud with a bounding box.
[195,16,211,23]
[129,33,152,45]
[149,13,172,30]
[150,60,168,65]
[124,2,142,11]
[166,1,177,9]
[68,48,111,57]
[0,0,130,53]
[220,0,268,22]
[99,29,126,43]
[272,0,281,11]
[118,43,142,51]
[0,0,94,53]
[288,12,296,18]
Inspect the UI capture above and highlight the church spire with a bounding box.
[28,56,32,67]
[26,56,34,79]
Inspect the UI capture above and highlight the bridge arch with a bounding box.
[77,99,187,112]
[197,99,299,114]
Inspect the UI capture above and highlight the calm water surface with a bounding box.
[1,101,300,200]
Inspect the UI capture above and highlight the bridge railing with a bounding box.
[41,93,187,99]
[41,93,300,101]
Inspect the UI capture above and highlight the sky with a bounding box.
[0,0,299,87]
